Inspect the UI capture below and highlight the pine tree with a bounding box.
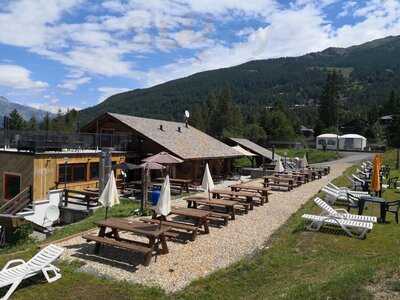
[8,109,26,130]
[27,116,37,130]
[318,71,341,129]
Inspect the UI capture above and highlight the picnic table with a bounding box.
[358,195,387,223]
[83,218,170,266]
[264,176,293,191]
[275,173,304,186]
[230,183,270,203]
[170,207,210,234]
[211,189,261,209]
[186,196,241,220]
[155,177,191,193]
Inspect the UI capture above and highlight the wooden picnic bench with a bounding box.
[211,189,262,209]
[155,178,191,193]
[142,207,211,241]
[275,173,305,186]
[82,218,170,266]
[230,184,271,203]
[186,196,240,221]
[263,176,293,191]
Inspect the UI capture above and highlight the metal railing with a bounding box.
[0,129,133,152]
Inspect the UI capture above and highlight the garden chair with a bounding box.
[345,175,364,191]
[0,244,64,300]
[326,182,369,197]
[385,200,400,224]
[302,214,373,239]
[314,197,377,223]
[382,177,398,190]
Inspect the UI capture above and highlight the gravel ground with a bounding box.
[57,161,351,292]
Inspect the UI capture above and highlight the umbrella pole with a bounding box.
[105,207,109,219]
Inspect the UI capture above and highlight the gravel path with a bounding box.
[57,161,351,292]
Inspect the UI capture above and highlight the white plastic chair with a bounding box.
[0,244,64,300]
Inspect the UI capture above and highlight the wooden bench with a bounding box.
[140,218,199,241]
[82,234,153,266]
[264,177,293,191]
[197,208,231,225]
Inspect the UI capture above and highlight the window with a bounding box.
[327,140,336,146]
[4,173,21,200]
[58,164,87,183]
[90,162,99,180]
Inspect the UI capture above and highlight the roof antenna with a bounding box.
[184,110,190,128]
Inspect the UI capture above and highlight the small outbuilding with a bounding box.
[316,134,339,150]
[339,134,367,151]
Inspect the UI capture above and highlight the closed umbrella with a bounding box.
[371,154,381,195]
[275,159,285,173]
[98,171,120,219]
[300,154,308,168]
[202,163,214,199]
[154,175,171,217]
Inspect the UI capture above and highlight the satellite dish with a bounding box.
[185,110,190,119]
[43,205,60,225]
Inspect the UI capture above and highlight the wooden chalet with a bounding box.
[0,149,125,203]
[82,112,241,181]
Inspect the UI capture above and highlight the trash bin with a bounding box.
[150,190,161,205]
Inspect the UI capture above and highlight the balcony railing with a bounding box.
[0,129,133,152]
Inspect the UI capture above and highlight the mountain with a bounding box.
[79,35,400,125]
[0,96,52,123]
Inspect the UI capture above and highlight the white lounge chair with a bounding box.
[326,182,369,197]
[302,214,373,239]
[0,244,64,300]
[314,197,377,223]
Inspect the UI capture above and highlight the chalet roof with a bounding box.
[106,113,240,160]
[229,138,280,161]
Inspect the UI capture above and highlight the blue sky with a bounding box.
[0,0,400,113]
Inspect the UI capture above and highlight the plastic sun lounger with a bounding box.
[302,214,373,239]
[314,197,377,223]
[0,244,64,300]
[326,182,369,196]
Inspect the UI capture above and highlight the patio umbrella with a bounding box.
[275,159,285,173]
[371,154,381,195]
[201,163,214,200]
[98,171,120,219]
[142,151,183,164]
[154,175,171,217]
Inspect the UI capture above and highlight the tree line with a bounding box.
[3,70,400,148]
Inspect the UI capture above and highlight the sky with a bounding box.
[1,0,400,113]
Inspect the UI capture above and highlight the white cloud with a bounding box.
[0,64,48,89]
[58,76,91,91]
[28,102,79,114]
[97,86,131,103]
[1,0,400,98]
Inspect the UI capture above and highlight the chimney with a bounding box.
[159,124,164,131]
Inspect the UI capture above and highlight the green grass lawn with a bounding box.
[276,148,340,164]
[234,148,339,169]
[3,152,400,299]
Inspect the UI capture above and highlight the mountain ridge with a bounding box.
[0,96,52,122]
[79,35,400,124]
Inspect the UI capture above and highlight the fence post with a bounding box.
[64,189,68,207]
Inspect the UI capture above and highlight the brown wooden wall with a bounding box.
[32,153,125,202]
[0,152,34,203]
